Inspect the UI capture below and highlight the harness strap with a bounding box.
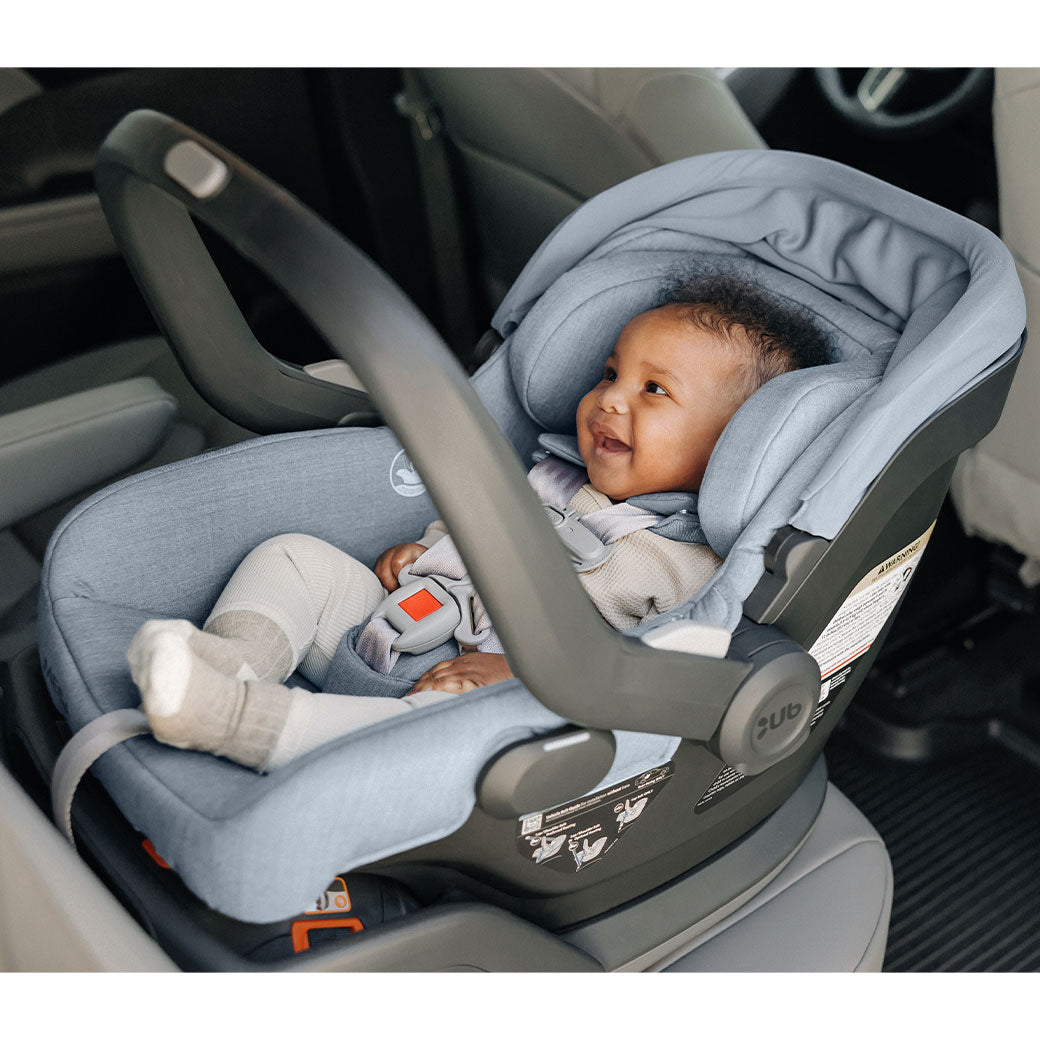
[51,708,151,847]
[528,457,659,547]
[356,459,660,673]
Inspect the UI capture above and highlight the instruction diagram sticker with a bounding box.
[517,764,673,874]
[809,522,935,682]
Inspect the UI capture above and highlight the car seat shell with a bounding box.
[39,141,1026,923]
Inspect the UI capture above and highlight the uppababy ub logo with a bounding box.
[390,450,426,498]
[755,702,802,743]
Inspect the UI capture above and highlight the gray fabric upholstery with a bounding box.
[39,148,1025,923]
[506,242,895,567]
[664,780,892,972]
[699,359,885,558]
[508,244,894,436]
[39,425,675,922]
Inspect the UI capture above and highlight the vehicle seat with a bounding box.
[415,68,765,308]
[951,67,1040,584]
[0,336,252,667]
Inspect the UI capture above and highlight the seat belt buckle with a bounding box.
[393,91,441,141]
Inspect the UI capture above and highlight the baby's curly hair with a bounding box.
[657,264,834,406]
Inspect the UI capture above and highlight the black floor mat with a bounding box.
[826,732,1040,971]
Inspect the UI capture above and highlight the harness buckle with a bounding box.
[371,570,490,654]
[544,505,614,573]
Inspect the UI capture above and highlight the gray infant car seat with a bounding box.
[18,111,1025,970]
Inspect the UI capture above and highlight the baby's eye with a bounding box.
[602,366,618,382]
[645,381,669,396]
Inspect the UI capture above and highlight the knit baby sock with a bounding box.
[202,611,296,682]
[127,619,296,770]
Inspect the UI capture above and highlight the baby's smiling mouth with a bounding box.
[590,424,631,458]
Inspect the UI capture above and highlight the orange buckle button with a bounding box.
[399,587,443,622]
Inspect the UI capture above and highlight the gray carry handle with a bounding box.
[94,124,370,434]
[94,110,751,740]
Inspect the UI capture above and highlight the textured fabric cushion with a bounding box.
[504,235,894,564]
[508,244,896,435]
[699,358,884,557]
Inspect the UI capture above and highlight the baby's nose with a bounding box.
[598,382,630,412]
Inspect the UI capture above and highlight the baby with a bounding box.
[128,275,830,772]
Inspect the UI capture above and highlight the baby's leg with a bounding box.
[264,685,458,770]
[205,532,386,687]
[128,627,457,770]
[128,533,386,768]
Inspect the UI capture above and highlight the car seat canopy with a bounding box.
[498,149,1025,542]
[38,146,1026,923]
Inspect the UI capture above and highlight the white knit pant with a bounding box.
[206,533,456,769]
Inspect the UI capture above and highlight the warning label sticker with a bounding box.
[809,523,934,680]
[517,764,673,873]
[695,526,933,815]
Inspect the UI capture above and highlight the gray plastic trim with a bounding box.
[163,140,230,199]
[303,358,365,391]
[0,192,118,273]
[0,376,177,529]
[477,726,617,818]
[284,903,603,972]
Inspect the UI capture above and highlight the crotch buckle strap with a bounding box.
[370,569,490,655]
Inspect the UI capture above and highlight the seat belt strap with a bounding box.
[51,708,151,847]
[396,69,480,355]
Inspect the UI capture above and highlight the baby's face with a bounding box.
[576,305,744,500]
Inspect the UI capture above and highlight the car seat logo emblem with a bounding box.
[390,450,426,498]
[755,702,802,743]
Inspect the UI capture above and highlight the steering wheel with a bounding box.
[814,68,992,139]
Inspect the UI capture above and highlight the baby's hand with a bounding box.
[409,652,514,695]
[375,542,428,591]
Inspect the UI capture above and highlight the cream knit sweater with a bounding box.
[419,482,721,632]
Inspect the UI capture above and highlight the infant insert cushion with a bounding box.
[40,149,1025,922]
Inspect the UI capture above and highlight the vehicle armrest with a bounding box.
[0,376,176,528]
